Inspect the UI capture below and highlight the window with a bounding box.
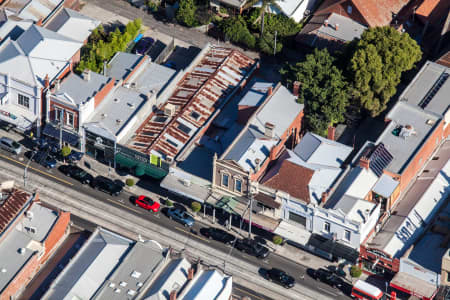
[344,230,351,241]
[324,222,330,233]
[347,5,352,14]
[235,179,242,192]
[177,123,191,134]
[66,112,74,127]
[18,94,29,108]
[221,173,229,187]
[289,212,307,227]
[190,111,200,120]
[55,107,63,122]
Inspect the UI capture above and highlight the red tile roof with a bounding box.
[0,189,30,235]
[261,159,314,203]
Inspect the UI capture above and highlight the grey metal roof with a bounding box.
[106,52,143,81]
[399,61,450,116]
[84,86,146,139]
[315,13,367,42]
[130,62,176,96]
[44,228,133,300]
[294,132,322,162]
[56,72,110,105]
[214,0,246,8]
[376,102,440,174]
[238,81,273,107]
[333,194,376,224]
[94,241,166,300]
[0,19,32,41]
[372,174,399,198]
[144,258,191,300]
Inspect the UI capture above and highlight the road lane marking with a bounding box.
[0,153,73,186]
[175,226,210,242]
[104,198,143,214]
[233,287,267,300]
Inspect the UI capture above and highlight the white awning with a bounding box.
[0,103,37,131]
[160,172,210,203]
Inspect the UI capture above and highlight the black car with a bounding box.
[31,150,57,168]
[59,165,93,184]
[265,268,295,288]
[91,176,123,196]
[133,37,154,55]
[235,238,269,258]
[313,268,343,288]
[201,227,236,245]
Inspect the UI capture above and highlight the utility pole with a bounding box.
[59,108,64,150]
[273,30,277,56]
[24,151,36,187]
[248,192,253,238]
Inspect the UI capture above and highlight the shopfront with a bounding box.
[85,130,115,164]
[0,105,37,133]
[359,246,399,276]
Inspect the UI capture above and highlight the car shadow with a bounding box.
[306,268,316,279]
[258,267,268,279]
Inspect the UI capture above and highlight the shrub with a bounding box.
[166,199,173,207]
[61,145,71,158]
[272,235,283,245]
[191,201,201,213]
[176,0,197,27]
[219,16,256,49]
[125,178,135,187]
[350,265,362,278]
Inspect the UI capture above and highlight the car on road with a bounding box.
[32,150,57,168]
[166,207,194,227]
[91,176,123,196]
[235,238,270,258]
[312,268,344,288]
[59,165,93,184]
[200,227,236,245]
[264,268,295,288]
[0,137,22,154]
[134,195,160,212]
[133,37,154,55]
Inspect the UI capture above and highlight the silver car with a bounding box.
[0,137,22,155]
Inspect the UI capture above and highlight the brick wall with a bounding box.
[0,254,40,300]
[41,211,70,263]
[49,100,80,130]
[123,55,147,83]
[94,78,115,108]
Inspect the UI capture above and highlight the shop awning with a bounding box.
[254,193,280,209]
[308,234,359,263]
[390,271,438,300]
[115,153,168,179]
[43,123,79,146]
[275,221,311,246]
[215,196,239,215]
[0,104,37,131]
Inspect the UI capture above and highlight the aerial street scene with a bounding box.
[0,0,449,299]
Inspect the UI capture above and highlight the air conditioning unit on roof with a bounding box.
[164,104,176,117]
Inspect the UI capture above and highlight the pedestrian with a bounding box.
[224,219,229,230]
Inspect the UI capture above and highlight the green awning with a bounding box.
[215,196,238,214]
[116,153,138,168]
[115,153,168,179]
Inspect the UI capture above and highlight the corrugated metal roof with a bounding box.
[0,189,30,235]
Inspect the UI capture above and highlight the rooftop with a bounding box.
[372,173,399,198]
[368,140,450,257]
[376,102,440,174]
[128,45,255,159]
[44,228,133,300]
[4,0,62,22]
[0,188,31,235]
[106,52,143,81]
[128,61,176,97]
[94,241,166,300]
[0,202,58,293]
[179,269,232,300]
[333,195,376,224]
[45,8,100,43]
[0,19,32,41]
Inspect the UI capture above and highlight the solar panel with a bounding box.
[419,72,449,109]
[369,143,393,177]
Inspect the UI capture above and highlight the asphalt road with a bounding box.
[0,146,351,300]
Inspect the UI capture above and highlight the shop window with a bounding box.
[222,173,229,187]
[235,179,242,192]
[18,94,29,108]
[324,222,330,233]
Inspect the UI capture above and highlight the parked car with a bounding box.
[166,207,195,227]
[0,137,22,154]
[133,37,154,55]
[91,176,123,196]
[59,165,93,184]
[265,268,295,288]
[32,150,57,168]
[313,268,343,288]
[200,227,236,245]
[67,150,83,162]
[235,238,270,258]
[134,195,160,212]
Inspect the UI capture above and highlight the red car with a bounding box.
[134,195,160,212]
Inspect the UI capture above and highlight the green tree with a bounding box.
[176,0,197,27]
[258,31,282,55]
[272,235,283,245]
[125,178,135,187]
[283,49,349,136]
[243,0,281,36]
[61,145,71,161]
[350,265,362,278]
[348,26,421,117]
[220,16,256,49]
[191,201,201,214]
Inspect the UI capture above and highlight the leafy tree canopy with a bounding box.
[219,16,256,49]
[258,31,282,55]
[176,0,197,27]
[349,26,421,117]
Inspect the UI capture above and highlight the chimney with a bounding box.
[264,122,275,138]
[335,23,339,30]
[324,19,329,27]
[44,74,50,88]
[359,156,370,170]
[321,192,328,204]
[254,158,261,172]
[188,267,195,280]
[82,69,91,81]
[170,290,177,300]
[267,86,273,96]
[55,79,61,92]
[327,126,336,141]
[293,81,300,97]
[269,146,277,161]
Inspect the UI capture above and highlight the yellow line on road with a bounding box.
[0,153,73,186]
[234,287,267,300]
[175,226,210,242]
[103,198,143,214]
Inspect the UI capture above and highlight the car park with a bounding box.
[91,176,123,196]
[200,227,236,245]
[59,165,93,184]
[0,137,22,154]
[264,268,295,288]
[313,268,344,288]
[166,208,195,227]
[134,195,160,212]
[235,238,270,258]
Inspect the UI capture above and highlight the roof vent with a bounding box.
[128,290,137,296]
[120,281,127,287]
[131,271,142,279]
[114,98,120,103]
[26,211,34,220]
[164,103,177,117]
[116,119,122,125]
[28,227,36,234]
[1,268,6,273]
[109,282,116,288]
[426,119,435,126]
[128,103,135,109]
[137,282,143,287]
[101,113,107,119]
[114,288,121,293]
[131,82,137,88]
[182,179,191,187]
[123,82,131,88]
[18,248,26,255]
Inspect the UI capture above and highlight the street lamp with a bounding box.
[24,151,36,187]
[248,183,258,239]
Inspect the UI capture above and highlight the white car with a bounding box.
[0,137,22,155]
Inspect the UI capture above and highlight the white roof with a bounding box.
[181,270,232,300]
[0,19,32,40]
[353,280,383,297]
[344,167,378,199]
[372,174,399,198]
[333,195,376,224]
